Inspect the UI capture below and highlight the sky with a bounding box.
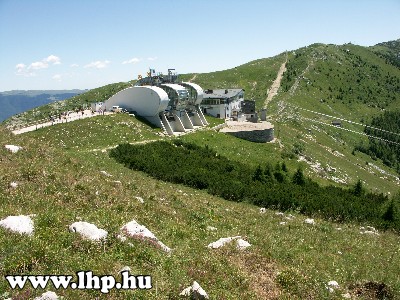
[0,0,399,91]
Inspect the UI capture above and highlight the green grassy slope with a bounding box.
[371,38,400,69]
[275,43,400,118]
[1,116,400,299]
[180,42,400,193]
[3,40,400,193]
[265,42,400,192]
[0,39,398,299]
[180,53,287,109]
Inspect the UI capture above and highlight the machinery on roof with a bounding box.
[102,69,208,135]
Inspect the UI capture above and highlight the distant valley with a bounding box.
[0,90,86,122]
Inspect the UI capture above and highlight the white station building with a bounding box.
[101,70,208,135]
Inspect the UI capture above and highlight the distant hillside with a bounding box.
[0,90,86,122]
[182,40,400,187]
[371,38,400,68]
[2,83,132,128]
[2,39,400,299]
[3,39,400,188]
[180,53,287,109]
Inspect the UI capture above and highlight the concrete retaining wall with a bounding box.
[225,128,274,143]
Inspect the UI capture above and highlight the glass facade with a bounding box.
[161,86,189,110]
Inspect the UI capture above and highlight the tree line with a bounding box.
[356,110,400,174]
[110,140,400,231]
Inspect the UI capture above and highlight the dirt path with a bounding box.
[264,59,287,108]
[189,74,197,82]
[11,110,110,135]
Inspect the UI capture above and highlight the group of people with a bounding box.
[97,108,106,115]
[48,109,90,124]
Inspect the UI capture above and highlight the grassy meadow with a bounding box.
[1,114,399,299]
[1,39,400,299]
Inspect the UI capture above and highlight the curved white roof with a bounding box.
[104,86,169,117]
[161,83,187,91]
[182,81,204,105]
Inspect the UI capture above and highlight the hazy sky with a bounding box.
[1,0,399,91]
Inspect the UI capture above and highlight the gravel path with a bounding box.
[11,110,113,135]
[264,60,287,108]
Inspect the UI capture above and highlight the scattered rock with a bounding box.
[33,291,58,300]
[360,226,379,236]
[9,182,18,189]
[207,236,241,249]
[5,145,22,153]
[260,207,266,213]
[69,221,108,241]
[180,286,192,296]
[0,215,34,235]
[236,238,251,250]
[100,170,112,177]
[119,266,131,273]
[279,222,287,225]
[179,281,209,299]
[207,236,251,250]
[304,218,315,225]
[134,196,144,203]
[206,226,217,231]
[275,212,284,216]
[327,280,340,293]
[118,219,171,253]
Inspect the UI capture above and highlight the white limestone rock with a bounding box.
[0,215,34,235]
[179,281,209,299]
[69,221,107,241]
[206,226,217,231]
[326,280,339,293]
[119,219,171,253]
[100,170,112,177]
[34,291,58,300]
[9,182,18,189]
[5,145,22,153]
[207,236,241,249]
[134,196,144,203]
[236,238,251,250]
[304,218,315,225]
[360,226,379,236]
[119,266,131,273]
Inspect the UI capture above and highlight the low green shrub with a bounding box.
[110,140,400,231]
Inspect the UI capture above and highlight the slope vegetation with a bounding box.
[1,115,400,299]
[180,53,287,109]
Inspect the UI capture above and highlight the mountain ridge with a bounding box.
[0,89,86,122]
[1,38,400,299]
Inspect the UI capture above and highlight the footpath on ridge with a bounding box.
[264,58,287,108]
[11,110,113,135]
